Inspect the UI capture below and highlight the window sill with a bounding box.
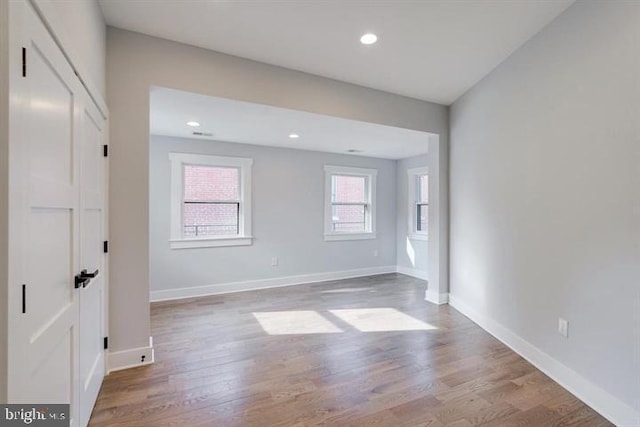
[324,232,376,242]
[409,233,428,241]
[170,236,253,249]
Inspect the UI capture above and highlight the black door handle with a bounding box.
[76,269,99,289]
[80,269,99,279]
[75,274,90,289]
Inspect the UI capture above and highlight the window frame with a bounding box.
[324,165,377,241]
[169,153,253,249]
[408,166,428,241]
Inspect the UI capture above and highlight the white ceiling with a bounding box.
[100,0,573,105]
[150,87,432,159]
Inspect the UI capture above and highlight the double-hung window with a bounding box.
[408,166,428,240]
[169,153,253,249]
[324,165,377,241]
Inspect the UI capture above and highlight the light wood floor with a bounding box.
[89,274,612,426]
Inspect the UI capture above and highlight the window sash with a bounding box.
[331,202,369,232]
[416,202,428,233]
[324,165,377,239]
[330,174,368,204]
[183,164,241,203]
[181,163,243,238]
[329,174,371,234]
[416,174,428,203]
[183,201,240,237]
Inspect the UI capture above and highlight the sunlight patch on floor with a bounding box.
[329,308,437,332]
[252,310,343,335]
[253,308,437,335]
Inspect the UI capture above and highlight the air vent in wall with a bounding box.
[192,131,214,137]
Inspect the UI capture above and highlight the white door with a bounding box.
[8,1,82,425]
[78,97,107,427]
[8,2,107,426]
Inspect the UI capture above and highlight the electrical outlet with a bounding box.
[558,318,569,338]
[271,256,278,267]
[373,249,378,257]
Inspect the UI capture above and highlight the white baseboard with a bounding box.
[396,265,428,280]
[150,265,397,302]
[425,289,449,305]
[107,337,155,373]
[449,295,640,427]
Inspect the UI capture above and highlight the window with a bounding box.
[169,153,252,249]
[408,166,428,240]
[324,165,377,241]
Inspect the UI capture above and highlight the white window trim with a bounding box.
[408,166,428,241]
[169,153,253,249]
[324,165,377,241]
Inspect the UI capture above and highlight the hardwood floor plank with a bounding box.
[89,274,613,426]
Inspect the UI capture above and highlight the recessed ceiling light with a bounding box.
[186,121,200,127]
[360,33,378,45]
[289,133,300,139]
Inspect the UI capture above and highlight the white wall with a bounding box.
[396,155,428,277]
[106,28,447,353]
[449,1,640,424]
[33,0,106,97]
[150,136,397,295]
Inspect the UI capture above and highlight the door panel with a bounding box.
[9,2,80,426]
[26,208,74,335]
[28,328,73,404]
[78,101,106,427]
[28,43,73,185]
[8,3,108,426]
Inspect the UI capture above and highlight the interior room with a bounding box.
[0,1,638,426]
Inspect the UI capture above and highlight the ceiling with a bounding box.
[100,0,573,105]
[150,87,432,160]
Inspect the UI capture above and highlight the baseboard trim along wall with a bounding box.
[425,289,449,305]
[448,295,640,427]
[150,265,400,302]
[107,337,155,373]
[396,265,428,280]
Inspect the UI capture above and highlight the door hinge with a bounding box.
[22,284,26,314]
[103,337,109,350]
[103,145,108,157]
[22,47,27,77]
[103,240,109,254]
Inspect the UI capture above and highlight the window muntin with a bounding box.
[324,165,377,241]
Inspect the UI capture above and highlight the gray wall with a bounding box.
[450,0,639,417]
[150,136,397,292]
[396,155,428,274]
[107,28,447,352]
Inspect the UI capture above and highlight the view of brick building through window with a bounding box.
[417,175,428,232]
[331,175,367,232]
[183,165,240,237]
